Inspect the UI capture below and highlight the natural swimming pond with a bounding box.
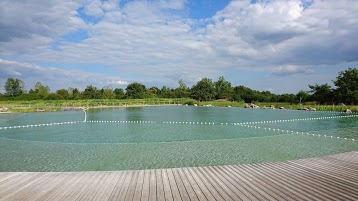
[0,106,357,172]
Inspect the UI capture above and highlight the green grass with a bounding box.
[0,98,195,112]
[1,99,357,113]
[254,102,358,112]
[196,100,245,107]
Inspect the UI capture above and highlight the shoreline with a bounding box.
[0,104,181,114]
[0,104,356,114]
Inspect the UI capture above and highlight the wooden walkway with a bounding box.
[0,152,357,201]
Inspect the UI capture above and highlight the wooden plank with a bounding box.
[166,169,182,201]
[199,167,243,200]
[0,173,39,197]
[171,168,190,201]
[188,167,224,201]
[290,158,358,183]
[155,169,165,201]
[205,166,250,201]
[106,171,127,201]
[176,168,199,201]
[211,166,257,201]
[195,166,236,201]
[110,170,132,201]
[148,169,157,201]
[44,172,87,201]
[276,161,358,200]
[124,170,139,201]
[140,170,150,201]
[0,173,21,184]
[244,162,335,200]
[181,168,207,201]
[75,172,108,201]
[60,172,99,201]
[85,172,112,201]
[26,172,73,201]
[226,165,287,201]
[161,168,174,201]
[186,167,217,201]
[96,171,124,201]
[92,171,123,201]
[234,164,314,201]
[132,170,144,201]
[221,165,277,201]
[0,173,51,201]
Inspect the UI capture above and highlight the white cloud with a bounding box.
[84,0,104,17]
[0,59,129,91]
[113,80,129,85]
[271,65,313,76]
[158,0,187,10]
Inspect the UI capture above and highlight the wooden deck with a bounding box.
[0,152,357,201]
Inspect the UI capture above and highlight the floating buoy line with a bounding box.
[0,114,356,142]
[238,114,358,125]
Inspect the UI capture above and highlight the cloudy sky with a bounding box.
[0,0,357,94]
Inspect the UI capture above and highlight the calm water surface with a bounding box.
[0,106,357,171]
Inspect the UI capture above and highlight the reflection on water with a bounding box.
[0,106,357,172]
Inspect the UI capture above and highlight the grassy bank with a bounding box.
[0,98,195,113]
[0,98,246,113]
[0,99,357,113]
[254,102,358,112]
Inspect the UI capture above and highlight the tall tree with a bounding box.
[145,86,159,98]
[296,90,310,103]
[34,82,50,98]
[82,85,100,99]
[101,86,116,99]
[232,86,258,103]
[308,83,333,104]
[333,68,358,104]
[160,86,174,98]
[56,89,70,99]
[70,88,81,100]
[191,78,215,101]
[214,76,233,100]
[175,79,189,98]
[114,88,125,99]
[4,78,24,97]
[125,82,146,99]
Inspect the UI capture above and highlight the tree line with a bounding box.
[1,68,357,105]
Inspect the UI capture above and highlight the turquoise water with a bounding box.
[0,106,357,172]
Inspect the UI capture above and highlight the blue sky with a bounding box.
[0,0,357,94]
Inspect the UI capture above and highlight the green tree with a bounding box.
[214,76,233,100]
[174,79,189,98]
[68,88,81,100]
[145,87,159,98]
[296,90,310,103]
[308,83,333,104]
[333,68,358,104]
[278,94,296,103]
[82,85,100,99]
[101,86,116,99]
[34,82,50,98]
[232,86,260,103]
[114,88,125,99]
[232,86,242,101]
[125,82,146,99]
[160,86,174,98]
[56,89,70,99]
[191,78,215,101]
[4,78,24,97]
